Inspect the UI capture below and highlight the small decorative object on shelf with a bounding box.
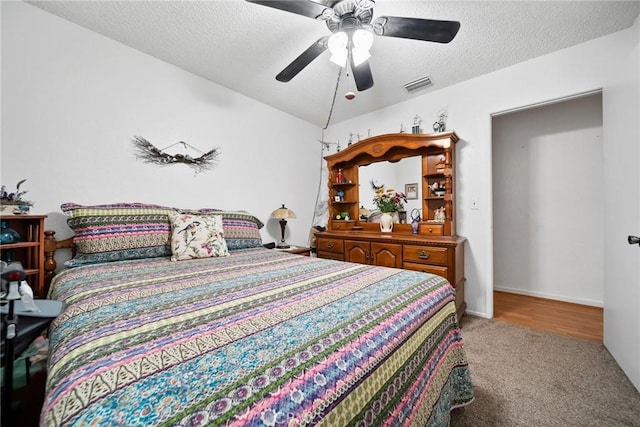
[359,205,371,221]
[0,179,33,214]
[433,110,448,132]
[399,123,405,133]
[348,133,353,147]
[371,180,407,214]
[336,189,345,201]
[379,213,393,232]
[336,168,344,184]
[412,115,422,134]
[410,209,421,234]
[0,220,20,244]
[434,206,446,222]
[435,156,446,172]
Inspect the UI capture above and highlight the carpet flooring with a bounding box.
[450,316,640,426]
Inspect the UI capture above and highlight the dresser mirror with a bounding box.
[358,156,423,215]
[324,132,458,236]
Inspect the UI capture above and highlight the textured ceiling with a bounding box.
[27,0,640,127]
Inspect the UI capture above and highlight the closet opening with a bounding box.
[491,91,604,342]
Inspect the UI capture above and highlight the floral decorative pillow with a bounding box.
[168,213,229,261]
[181,209,264,250]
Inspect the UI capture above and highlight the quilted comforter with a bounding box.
[42,248,472,426]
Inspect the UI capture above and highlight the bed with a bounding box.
[40,203,473,426]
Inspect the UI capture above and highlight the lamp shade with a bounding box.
[271,204,296,219]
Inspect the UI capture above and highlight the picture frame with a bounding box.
[405,183,418,200]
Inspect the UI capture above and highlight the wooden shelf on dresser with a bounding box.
[0,214,48,297]
[316,230,466,320]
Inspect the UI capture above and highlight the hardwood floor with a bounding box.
[493,290,603,343]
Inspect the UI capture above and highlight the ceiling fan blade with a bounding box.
[276,36,329,82]
[246,0,331,20]
[374,16,460,43]
[350,57,374,91]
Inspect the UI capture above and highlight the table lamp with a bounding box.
[271,204,296,249]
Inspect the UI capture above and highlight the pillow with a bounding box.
[168,213,229,261]
[61,202,178,267]
[184,209,264,250]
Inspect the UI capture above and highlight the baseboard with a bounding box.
[494,286,603,308]
[463,309,489,318]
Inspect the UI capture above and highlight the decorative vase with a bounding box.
[0,220,20,244]
[380,212,393,232]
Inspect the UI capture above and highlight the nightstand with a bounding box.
[276,246,311,256]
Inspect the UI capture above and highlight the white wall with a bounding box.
[1,1,320,248]
[492,94,604,306]
[325,19,639,388]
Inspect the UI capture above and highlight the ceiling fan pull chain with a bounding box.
[322,67,344,130]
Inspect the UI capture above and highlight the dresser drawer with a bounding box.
[316,237,344,254]
[418,223,444,236]
[403,262,448,279]
[318,251,345,261]
[403,245,448,266]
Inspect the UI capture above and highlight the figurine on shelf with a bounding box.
[336,189,345,202]
[434,206,446,222]
[433,109,448,132]
[410,209,421,234]
[412,115,422,134]
[336,168,344,184]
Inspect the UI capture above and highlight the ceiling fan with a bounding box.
[246,0,460,92]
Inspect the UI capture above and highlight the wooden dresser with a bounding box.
[317,231,466,320]
[316,132,467,320]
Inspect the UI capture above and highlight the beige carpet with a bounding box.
[450,316,640,427]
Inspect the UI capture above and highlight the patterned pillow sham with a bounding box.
[184,209,264,250]
[61,202,178,267]
[168,213,229,261]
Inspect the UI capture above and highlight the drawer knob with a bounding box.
[418,250,430,260]
[326,242,335,249]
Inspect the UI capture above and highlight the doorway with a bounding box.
[491,92,604,337]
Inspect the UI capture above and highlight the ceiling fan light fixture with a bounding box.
[351,29,373,66]
[330,50,348,67]
[351,47,370,67]
[328,31,348,66]
[352,28,373,51]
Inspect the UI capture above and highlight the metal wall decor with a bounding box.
[131,136,221,172]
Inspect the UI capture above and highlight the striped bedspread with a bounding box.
[42,248,473,426]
